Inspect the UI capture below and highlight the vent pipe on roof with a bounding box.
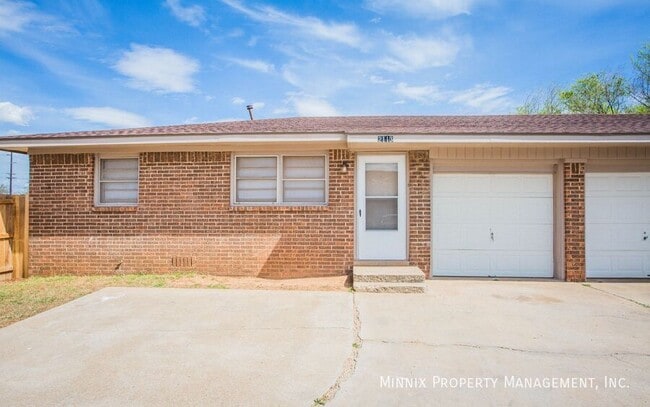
[246,105,254,121]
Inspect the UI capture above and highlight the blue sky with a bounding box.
[0,0,649,192]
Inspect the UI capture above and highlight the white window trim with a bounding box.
[94,154,140,207]
[231,153,329,206]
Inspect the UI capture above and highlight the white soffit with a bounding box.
[1,132,650,153]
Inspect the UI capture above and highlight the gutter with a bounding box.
[0,132,649,153]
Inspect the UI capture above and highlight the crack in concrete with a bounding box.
[312,294,362,406]
[583,284,650,309]
[363,339,650,359]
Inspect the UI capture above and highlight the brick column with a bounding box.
[408,150,431,276]
[563,161,586,282]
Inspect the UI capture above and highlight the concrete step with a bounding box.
[353,281,426,294]
[353,266,425,283]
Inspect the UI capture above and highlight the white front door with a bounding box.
[431,173,554,277]
[586,172,650,278]
[357,155,407,260]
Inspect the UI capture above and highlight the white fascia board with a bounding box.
[348,134,650,144]
[0,133,346,150]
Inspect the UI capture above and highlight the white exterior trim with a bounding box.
[347,134,650,145]
[1,132,649,153]
[0,133,347,152]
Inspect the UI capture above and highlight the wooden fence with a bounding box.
[0,195,28,281]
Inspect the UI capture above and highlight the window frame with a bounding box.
[94,154,140,207]
[231,153,329,206]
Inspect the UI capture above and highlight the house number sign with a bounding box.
[377,135,394,143]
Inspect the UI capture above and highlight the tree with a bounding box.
[630,42,650,112]
[516,86,563,114]
[558,72,630,114]
[516,43,650,114]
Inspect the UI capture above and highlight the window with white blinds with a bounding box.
[234,155,327,204]
[96,157,139,205]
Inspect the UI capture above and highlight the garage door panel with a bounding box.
[586,172,650,278]
[432,173,554,278]
[586,224,611,250]
[587,252,646,278]
[434,225,491,250]
[516,225,553,251]
[587,197,613,223]
[433,226,462,249]
[521,175,553,196]
[490,198,520,223]
[586,175,612,196]
[491,253,552,277]
[586,253,612,274]
[612,224,648,250]
[434,251,462,272]
[519,198,554,224]
[434,198,490,223]
[462,252,491,272]
[433,174,490,195]
[614,198,646,223]
[491,254,520,274]
[616,255,645,273]
[464,225,492,249]
[616,174,649,193]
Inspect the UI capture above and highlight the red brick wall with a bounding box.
[408,151,431,276]
[29,150,355,278]
[563,161,586,282]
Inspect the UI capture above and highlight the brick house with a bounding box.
[0,115,649,282]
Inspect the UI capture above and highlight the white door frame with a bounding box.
[356,154,408,260]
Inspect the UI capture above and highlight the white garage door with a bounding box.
[586,173,650,278]
[432,174,554,277]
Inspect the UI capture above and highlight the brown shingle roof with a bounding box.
[3,115,650,140]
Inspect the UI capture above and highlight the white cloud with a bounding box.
[281,59,359,97]
[369,75,392,84]
[392,82,512,112]
[0,0,72,34]
[226,57,275,73]
[393,82,443,103]
[231,96,245,105]
[164,0,205,27]
[65,107,151,128]
[0,0,36,33]
[222,0,362,48]
[272,107,291,115]
[286,93,339,117]
[0,101,33,125]
[449,84,512,112]
[114,44,199,93]
[252,102,265,109]
[382,35,463,71]
[367,0,481,19]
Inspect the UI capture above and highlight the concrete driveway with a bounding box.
[0,288,353,406]
[0,281,648,406]
[334,280,650,406]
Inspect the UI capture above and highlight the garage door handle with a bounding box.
[359,209,362,217]
[490,229,494,241]
[644,232,648,241]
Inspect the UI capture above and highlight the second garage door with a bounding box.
[432,173,554,278]
[586,172,650,278]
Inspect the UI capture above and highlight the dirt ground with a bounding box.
[165,274,351,291]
